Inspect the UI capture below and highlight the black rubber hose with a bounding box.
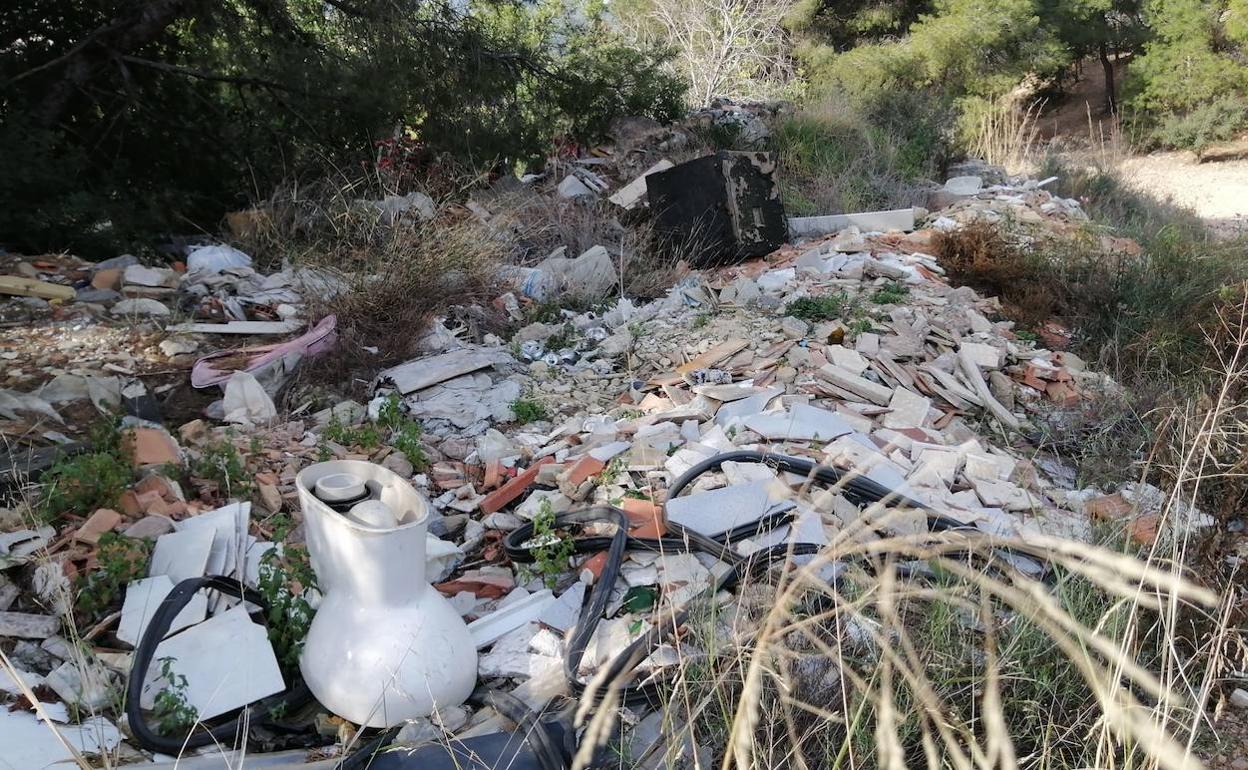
[125,575,312,755]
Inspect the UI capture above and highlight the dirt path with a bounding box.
[1036,56,1248,238]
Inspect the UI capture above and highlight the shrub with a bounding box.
[771,92,950,215]
[1151,96,1248,152]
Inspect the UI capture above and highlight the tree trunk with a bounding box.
[1099,41,1117,116]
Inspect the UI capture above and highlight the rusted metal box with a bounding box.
[645,151,787,266]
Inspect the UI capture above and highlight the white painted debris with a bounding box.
[609,159,674,209]
[140,605,285,720]
[665,480,779,538]
[0,611,59,639]
[186,244,253,274]
[787,208,916,238]
[169,320,302,334]
[117,575,209,647]
[467,588,557,648]
[111,298,171,317]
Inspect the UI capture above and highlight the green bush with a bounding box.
[1151,96,1248,151]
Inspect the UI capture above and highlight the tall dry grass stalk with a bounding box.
[971,97,1045,175]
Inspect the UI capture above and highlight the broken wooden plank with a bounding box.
[957,348,1020,428]
[649,338,750,387]
[0,276,76,301]
[170,321,302,335]
[787,208,916,238]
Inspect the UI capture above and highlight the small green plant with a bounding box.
[323,416,382,448]
[39,451,130,521]
[848,317,875,335]
[510,394,548,424]
[378,394,428,470]
[256,535,317,674]
[528,498,575,589]
[600,455,627,485]
[76,533,151,622]
[785,293,851,322]
[191,431,252,497]
[691,312,712,329]
[152,656,198,735]
[1014,329,1039,343]
[870,281,910,304]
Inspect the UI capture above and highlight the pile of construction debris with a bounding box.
[1,157,1241,770]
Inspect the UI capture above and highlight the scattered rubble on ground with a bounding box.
[0,150,1242,769]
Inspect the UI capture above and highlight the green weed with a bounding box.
[256,528,317,675]
[152,656,198,735]
[527,498,575,589]
[190,432,252,498]
[39,451,130,522]
[870,281,910,304]
[511,394,549,424]
[786,293,851,322]
[75,533,151,623]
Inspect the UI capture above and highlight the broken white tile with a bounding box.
[148,527,215,584]
[881,388,931,429]
[537,582,585,632]
[117,575,209,647]
[468,589,556,648]
[0,711,123,768]
[713,387,783,427]
[826,345,869,374]
[970,478,1040,511]
[140,605,285,720]
[479,623,560,679]
[665,480,773,537]
[656,553,713,607]
[959,341,1003,369]
[744,404,854,442]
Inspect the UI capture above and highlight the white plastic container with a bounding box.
[296,461,476,727]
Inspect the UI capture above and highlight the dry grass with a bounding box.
[932,220,1056,327]
[968,96,1045,174]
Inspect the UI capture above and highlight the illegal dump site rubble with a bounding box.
[1,141,1243,769]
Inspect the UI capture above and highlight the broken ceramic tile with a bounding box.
[139,605,284,720]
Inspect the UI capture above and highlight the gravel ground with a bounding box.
[1115,152,1248,238]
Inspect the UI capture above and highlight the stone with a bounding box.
[1230,687,1248,709]
[780,316,809,339]
[0,612,60,639]
[123,264,180,288]
[45,659,116,710]
[111,298,170,317]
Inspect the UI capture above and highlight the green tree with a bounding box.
[1123,0,1248,147]
[0,0,683,256]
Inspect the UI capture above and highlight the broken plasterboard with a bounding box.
[373,347,509,396]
